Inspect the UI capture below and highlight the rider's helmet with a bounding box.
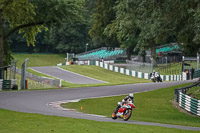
[129,93,134,98]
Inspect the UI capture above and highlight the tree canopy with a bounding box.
[0,0,84,67]
[90,0,200,61]
[1,0,200,67]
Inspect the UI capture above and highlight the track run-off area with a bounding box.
[0,79,200,131]
[30,66,107,84]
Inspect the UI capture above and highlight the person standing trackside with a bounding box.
[191,67,195,80]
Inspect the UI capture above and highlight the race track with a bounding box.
[30,66,107,84]
[0,80,200,131]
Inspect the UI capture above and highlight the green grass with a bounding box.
[26,66,150,88]
[186,86,200,99]
[4,70,53,90]
[61,65,150,85]
[154,62,182,75]
[62,83,200,127]
[26,69,84,88]
[154,61,200,75]
[13,54,66,68]
[15,73,54,90]
[0,109,199,133]
[27,68,56,79]
[26,68,104,88]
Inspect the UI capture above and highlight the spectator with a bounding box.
[191,67,195,80]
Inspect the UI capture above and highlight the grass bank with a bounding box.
[26,65,150,88]
[0,109,198,133]
[154,61,200,75]
[62,83,200,127]
[61,65,150,85]
[13,54,66,68]
[186,86,200,99]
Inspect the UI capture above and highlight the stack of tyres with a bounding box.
[2,80,11,90]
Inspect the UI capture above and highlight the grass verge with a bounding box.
[23,65,150,88]
[154,61,199,75]
[27,68,57,79]
[27,66,150,88]
[61,65,150,85]
[186,86,200,99]
[13,54,66,68]
[0,109,199,133]
[62,83,200,127]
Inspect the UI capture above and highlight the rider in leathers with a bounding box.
[115,93,134,113]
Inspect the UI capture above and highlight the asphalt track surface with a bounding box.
[0,80,200,131]
[30,66,107,84]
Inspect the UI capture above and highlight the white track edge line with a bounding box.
[55,66,109,83]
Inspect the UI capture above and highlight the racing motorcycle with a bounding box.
[112,101,135,121]
[150,72,162,83]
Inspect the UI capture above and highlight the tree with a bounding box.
[107,0,176,63]
[89,0,120,48]
[166,0,200,56]
[45,20,90,54]
[0,0,35,66]
[132,0,171,65]
[0,0,84,67]
[104,0,141,60]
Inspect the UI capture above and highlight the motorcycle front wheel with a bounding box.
[111,109,117,119]
[123,109,132,121]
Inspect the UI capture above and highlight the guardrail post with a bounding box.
[174,89,180,102]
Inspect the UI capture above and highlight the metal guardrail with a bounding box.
[15,68,61,87]
[179,92,200,116]
[174,80,200,116]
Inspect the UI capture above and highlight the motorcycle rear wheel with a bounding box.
[111,109,117,119]
[123,109,132,121]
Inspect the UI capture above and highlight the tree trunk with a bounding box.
[126,48,131,60]
[151,40,157,67]
[0,11,4,67]
[142,51,146,62]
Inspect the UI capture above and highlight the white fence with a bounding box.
[94,61,184,81]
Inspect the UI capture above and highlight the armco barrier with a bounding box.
[93,61,183,81]
[174,81,200,116]
[179,92,200,116]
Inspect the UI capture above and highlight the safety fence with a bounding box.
[92,61,183,81]
[194,70,200,79]
[174,81,200,116]
[15,68,61,87]
[179,92,200,116]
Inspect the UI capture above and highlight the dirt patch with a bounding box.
[171,100,198,117]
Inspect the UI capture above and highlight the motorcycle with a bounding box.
[112,101,135,121]
[150,72,162,83]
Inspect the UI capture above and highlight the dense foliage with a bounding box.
[0,0,84,66]
[1,0,200,67]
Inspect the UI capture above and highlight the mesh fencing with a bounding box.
[126,60,153,73]
[15,68,61,88]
